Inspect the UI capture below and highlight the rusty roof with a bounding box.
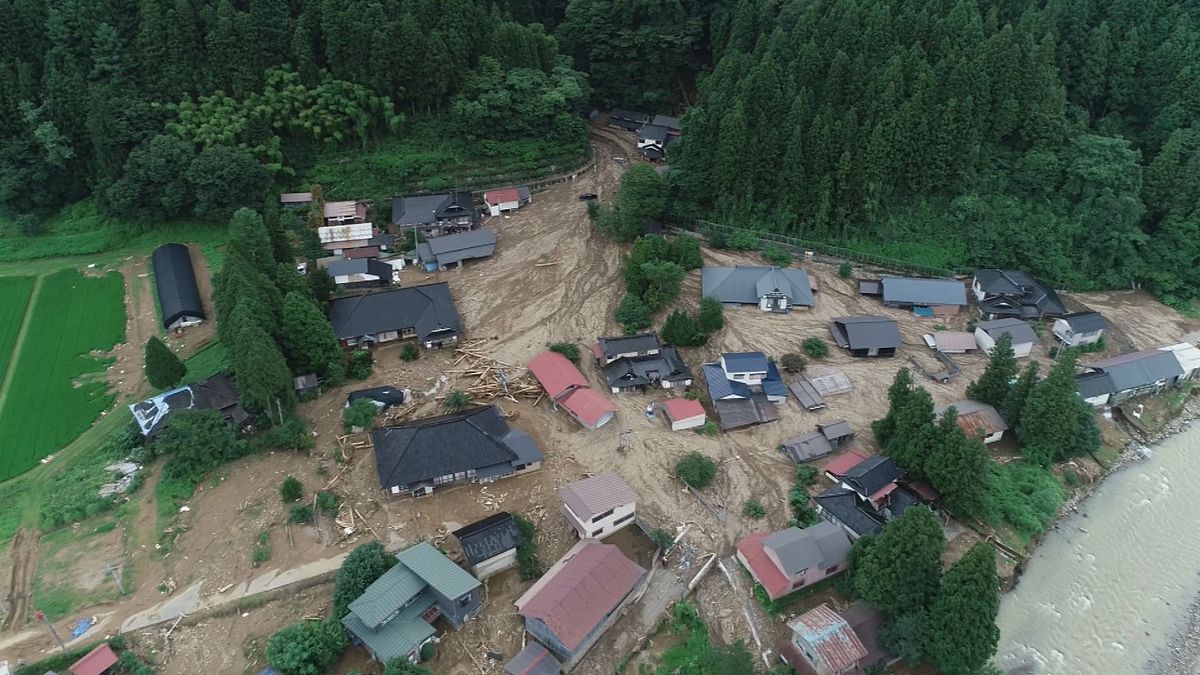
[787,604,868,673]
[516,540,646,651]
[560,472,638,521]
[935,400,1008,438]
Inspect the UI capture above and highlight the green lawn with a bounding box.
[0,275,35,384]
[0,268,126,480]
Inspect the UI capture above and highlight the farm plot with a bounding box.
[0,275,35,385]
[0,268,125,480]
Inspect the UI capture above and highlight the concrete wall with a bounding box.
[563,502,636,540]
[473,549,518,579]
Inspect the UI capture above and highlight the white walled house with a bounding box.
[1160,343,1200,381]
[720,352,769,385]
[662,398,706,431]
[452,512,523,580]
[483,187,531,216]
[1053,312,1107,347]
[975,318,1038,358]
[560,472,638,540]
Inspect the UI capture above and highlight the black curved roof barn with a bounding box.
[152,243,205,330]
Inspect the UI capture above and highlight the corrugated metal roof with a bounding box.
[977,318,1038,345]
[823,450,868,477]
[880,277,967,306]
[516,540,646,652]
[280,192,312,203]
[319,222,373,244]
[560,472,638,521]
[789,380,826,411]
[485,188,522,205]
[348,563,427,628]
[342,594,436,662]
[324,200,359,219]
[723,352,769,374]
[931,331,977,352]
[559,388,617,429]
[934,400,1008,437]
[396,541,481,601]
[69,644,119,675]
[1086,350,1185,391]
[528,351,589,399]
[788,604,868,673]
[1161,343,1200,374]
[662,398,705,423]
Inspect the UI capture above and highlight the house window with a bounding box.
[459,595,472,607]
[824,564,840,574]
[400,327,417,338]
[592,508,616,523]
[613,512,634,526]
[590,528,605,537]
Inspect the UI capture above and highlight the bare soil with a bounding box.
[1069,289,1200,351]
[2,529,38,631]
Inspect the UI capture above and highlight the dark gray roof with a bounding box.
[712,397,773,430]
[1076,371,1116,398]
[702,266,815,308]
[819,420,853,441]
[830,316,901,350]
[347,386,407,409]
[816,487,884,537]
[596,333,661,360]
[789,380,826,411]
[453,512,523,565]
[763,362,788,398]
[128,373,247,438]
[416,228,496,267]
[601,346,692,388]
[976,318,1039,345]
[327,258,393,280]
[880,277,967,307]
[703,364,751,399]
[639,125,670,143]
[368,233,397,249]
[887,487,924,518]
[151,244,205,329]
[974,269,1066,318]
[328,284,461,343]
[1061,311,1107,333]
[506,642,563,675]
[651,114,681,131]
[782,431,833,462]
[843,455,904,497]
[1085,350,1185,392]
[370,406,543,489]
[723,352,769,373]
[762,522,852,577]
[609,108,650,124]
[391,192,477,227]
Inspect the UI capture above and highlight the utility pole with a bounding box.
[35,610,65,651]
[105,562,126,595]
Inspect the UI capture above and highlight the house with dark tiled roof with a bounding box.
[702,266,815,312]
[736,522,852,601]
[972,269,1065,320]
[342,542,481,665]
[830,316,901,357]
[975,318,1038,358]
[416,227,496,272]
[371,406,542,497]
[815,454,933,540]
[781,420,855,463]
[452,512,523,579]
[327,283,462,349]
[702,352,787,431]
[515,539,646,665]
[391,192,479,237]
[1076,349,1186,407]
[860,276,968,316]
[1053,312,1107,347]
[593,333,693,393]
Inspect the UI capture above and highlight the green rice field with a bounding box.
[0,275,35,385]
[0,268,125,480]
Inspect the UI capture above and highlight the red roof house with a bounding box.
[69,643,119,675]
[484,187,531,216]
[527,352,616,430]
[661,398,706,431]
[515,539,647,664]
[736,522,852,601]
[822,450,868,481]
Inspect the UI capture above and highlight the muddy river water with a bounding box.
[996,422,1200,674]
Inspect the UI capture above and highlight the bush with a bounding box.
[514,513,545,581]
[762,245,793,267]
[332,541,397,620]
[684,388,701,400]
[648,527,676,551]
[253,531,272,567]
[343,398,379,433]
[693,421,718,436]
[400,343,420,361]
[385,659,434,674]
[781,352,807,373]
[722,230,759,250]
[802,336,829,358]
[697,297,725,334]
[676,452,717,489]
[615,292,652,332]
[549,341,581,364]
[419,641,437,662]
[346,349,373,380]
[794,465,819,487]
[983,463,1064,542]
[662,310,706,347]
[290,505,314,523]
[266,619,346,675]
[317,491,340,515]
[252,416,316,452]
[743,499,767,519]
[280,476,303,503]
[443,389,471,412]
[838,261,853,278]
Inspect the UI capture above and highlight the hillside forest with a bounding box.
[2,0,1199,303]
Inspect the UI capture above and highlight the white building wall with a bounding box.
[472,549,518,579]
[564,501,636,539]
[669,414,705,431]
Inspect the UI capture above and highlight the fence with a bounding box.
[687,220,961,279]
[407,145,595,196]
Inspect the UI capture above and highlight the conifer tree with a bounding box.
[967,333,1017,408]
[280,291,341,375]
[925,408,991,518]
[854,507,946,618]
[884,386,935,479]
[144,336,186,389]
[1018,352,1092,466]
[872,368,913,446]
[1003,362,1040,432]
[926,543,1000,675]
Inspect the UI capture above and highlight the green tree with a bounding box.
[266,620,346,675]
[854,507,945,618]
[884,386,935,479]
[186,145,270,222]
[384,659,433,675]
[697,297,725,334]
[802,337,829,358]
[230,304,295,416]
[676,452,717,489]
[308,267,335,304]
[926,544,1000,675]
[343,398,378,433]
[1019,352,1097,466]
[925,407,991,518]
[280,291,341,375]
[332,542,396,620]
[605,164,667,240]
[615,293,651,332]
[143,336,186,389]
[668,236,704,270]
[967,333,1017,408]
[1003,362,1040,432]
[873,368,914,446]
[879,609,929,666]
[662,310,705,347]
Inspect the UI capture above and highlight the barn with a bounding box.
[152,243,205,331]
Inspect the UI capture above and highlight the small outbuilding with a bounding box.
[152,243,205,331]
[923,331,978,353]
[293,373,319,396]
[934,400,1008,444]
[1053,311,1107,347]
[661,398,706,431]
[416,228,497,271]
[873,277,968,316]
[453,512,524,579]
[484,187,531,217]
[975,318,1038,358]
[830,316,901,357]
[68,643,119,675]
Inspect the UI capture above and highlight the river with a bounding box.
[995,421,1200,675]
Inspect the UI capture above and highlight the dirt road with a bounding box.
[3,529,38,631]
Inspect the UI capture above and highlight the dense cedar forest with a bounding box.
[1,0,1198,302]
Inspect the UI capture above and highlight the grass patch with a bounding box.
[0,268,125,480]
[984,461,1064,545]
[181,341,228,384]
[39,426,143,531]
[0,275,35,381]
[32,525,126,621]
[751,573,842,616]
[0,480,31,543]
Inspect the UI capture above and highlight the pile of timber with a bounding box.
[449,340,543,402]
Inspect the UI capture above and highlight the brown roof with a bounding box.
[560,472,638,521]
[935,400,1008,438]
[931,331,977,351]
[787,604,868,673]
[516,540,646,651]
[345,246,381,259]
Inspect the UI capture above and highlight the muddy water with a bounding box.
[996,422,1200,674]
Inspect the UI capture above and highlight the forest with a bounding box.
[670,0,1200,304]
[2,0,1198,302]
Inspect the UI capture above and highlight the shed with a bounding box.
[151,244,205,331]
[293,373,318,396]
[68,644,119,675]
[780,604,868,674]
[453,512,523,579]
[789,380,826,411]
[806,368,853,397]
[975,318,1038,358]
[934,400,1008,444]
[924,331,978,353]
[1160,343,1200,380]
[661,398,706,431]
[279,192,312,207]
[830,316,901,357]
[879,277,967,314]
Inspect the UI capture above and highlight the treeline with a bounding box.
[671,0,1200,304]
[0,0,588,224]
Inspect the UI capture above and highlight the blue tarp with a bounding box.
[69,616,94,638]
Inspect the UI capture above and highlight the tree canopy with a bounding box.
[926,544,1001,675]
[966,334,1018,409]
[853,506,946,618]
[143,336,185,390]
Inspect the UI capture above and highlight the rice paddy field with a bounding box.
[0,275,35,384]
[0,268,125,480]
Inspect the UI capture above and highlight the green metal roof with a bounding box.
[397,541,481,600]
[347,563,426,629]
[342,594,437,662]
